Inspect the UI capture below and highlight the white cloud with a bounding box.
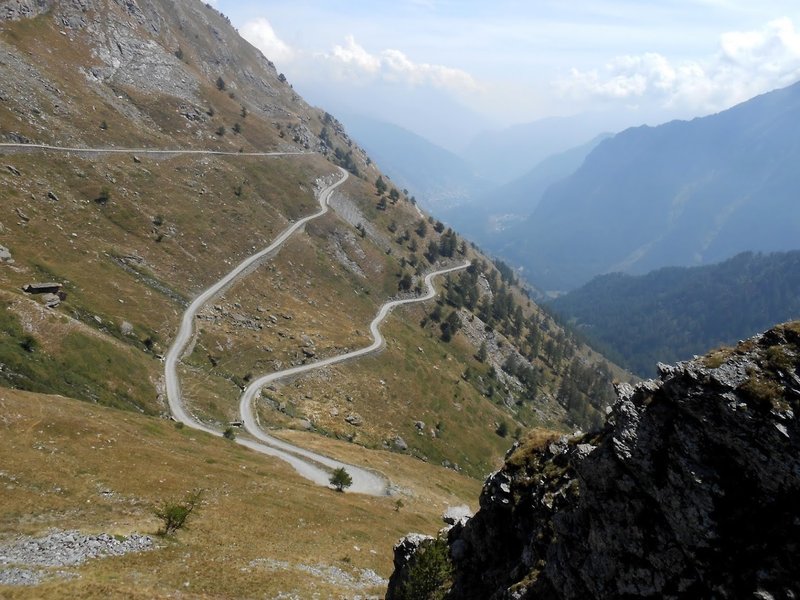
[240,18,294,65]
[558,17,800,113]
[322,35,480,94]
[330,35,381,74]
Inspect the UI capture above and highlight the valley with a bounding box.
[0,2,621,596]
[3,1,798,598]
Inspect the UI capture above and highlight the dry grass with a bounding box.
[0,389,480,598]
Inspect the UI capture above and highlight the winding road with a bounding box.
[159,161,470,494]
[5,141,470,494]
[164,168,349,435]
[238,260,470,495]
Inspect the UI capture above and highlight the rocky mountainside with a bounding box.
[498,81,800,291]
[387,321,800,599]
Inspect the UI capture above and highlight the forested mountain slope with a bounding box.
[551,251,800,376]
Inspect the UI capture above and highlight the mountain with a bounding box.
[298,81,496,154]
[444,134,609,245]
[336,113,492,211]
[388,322,800,599]
[500,81,800,291]
[550,251,800,376]
[0,1,622,595]
[461,111,632,184]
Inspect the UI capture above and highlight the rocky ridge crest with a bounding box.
[388,322,800,599]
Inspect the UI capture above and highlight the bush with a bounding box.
[20,335,37,353]
[154,490,202,536]
[495,421,509,438]
[223,426,236,440]
[95,187,111,205]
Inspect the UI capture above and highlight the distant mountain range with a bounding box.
[462,111,637,184]
[550,251,800,376]
[493,80,800,291]
[337,113,491,211]
[444,134,609,246]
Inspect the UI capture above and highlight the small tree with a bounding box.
[375,175,387,196]
[394,537,453,600]
[216,76,226,91]
[154,490,202,536]
[398,272,413,291]
[330,467,353,492]
[477,341,488,363]
[223,426,236,440]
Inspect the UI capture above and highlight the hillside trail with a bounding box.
[4,143,468,494]
[238,260,470,495]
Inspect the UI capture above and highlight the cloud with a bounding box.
[558,17,800,113]
[240,18,294,65]
[322,35,480,94]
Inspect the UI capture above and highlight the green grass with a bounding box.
[0,300,158,413]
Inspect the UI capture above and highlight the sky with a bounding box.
[208,0,800,149]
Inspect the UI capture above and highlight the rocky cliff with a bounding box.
[388,322,800,599]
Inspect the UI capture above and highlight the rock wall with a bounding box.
[388,322,800,599]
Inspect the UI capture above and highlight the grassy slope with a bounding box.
[0,4,627,596]
[0,388,480,599]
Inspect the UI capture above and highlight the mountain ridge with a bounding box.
[497,80,800,290]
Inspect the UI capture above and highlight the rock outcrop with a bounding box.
[388,322,800,599]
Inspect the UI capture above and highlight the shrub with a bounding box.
[154,490,202,536]
[20,335,38,353]
[223,426,236,440]
[496,421,509,438]
[95,187,111,205]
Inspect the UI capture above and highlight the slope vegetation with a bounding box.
[551,251,800,376]
[0,2,624,594]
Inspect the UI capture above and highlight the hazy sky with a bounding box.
[210,1,800,138]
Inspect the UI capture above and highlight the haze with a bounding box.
[207,0,800,151]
